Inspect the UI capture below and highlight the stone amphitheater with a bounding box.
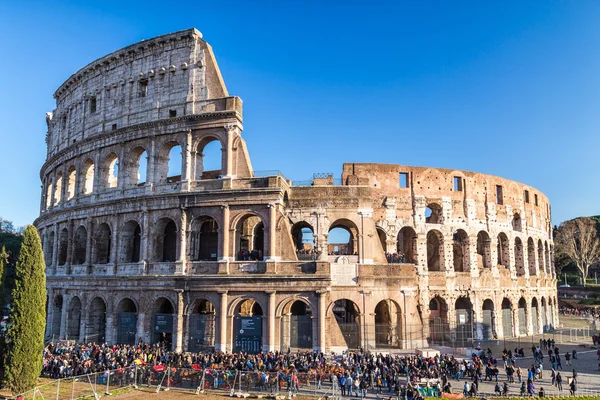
[35,28,558,353]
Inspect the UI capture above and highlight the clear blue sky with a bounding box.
[1,1,599,227]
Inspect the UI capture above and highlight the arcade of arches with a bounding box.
[45,290,559,352]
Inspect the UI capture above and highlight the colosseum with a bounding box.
[35,28,558,353]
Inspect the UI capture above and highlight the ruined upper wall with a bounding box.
[342,162,551,233]
[45,28,229,158]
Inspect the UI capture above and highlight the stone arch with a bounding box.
[501,298,513,338]
[512,213,522,232]
[81,158,95,195]
[482,299,495,339]
[279,297,313,350]
[66,165,77,200]
[328,218,359,256]
[100,152,119,189]
[230,297,264,353]
[93,223,112,264]
[397,226,417,263]
[476,231,492,268]
[497,232,510,269]
[45,178,53,209]
[67,296,82,340]
[425,203,443,224]
[453,229,470,272]
[375,299,402,348]
[427,229,444,271]
[115,297,137,345]
[86,297,107,342]
[125,146,147,187]
[150,297,175,346]
[291,221,315,258]
[376,227,387,255]
[72,225,87,265]
[155,217,177,262]
[541,296,548,331]
[531,297,539,333]
[194,136,224,180]
[58,228,68,266]
[538,239,545,274]
[234,213,264,260]
[455,297,473,346]
[157,141,182,183]
[329,299,361,349]
[527,238,537,275]
[50,294,63,339]
[189,216,219,261]
[544,241,550,276]
[46,231,55,266]
[54,172,63,205]
[514,237,525,276]
[517,297,527,335]
[429,295,449,344]
[188,298,216,351]
[120,220,141,263]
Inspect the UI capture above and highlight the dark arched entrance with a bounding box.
[234,299,263,353]
[332,299,360,349]
[152,297,174,347]
[455,297,473,347]
[375,300,402,348]
[482,299,495,340]
[116,298,137,345]
[429,296,449,345]
[501,298,513,338]
[189,299,216,352]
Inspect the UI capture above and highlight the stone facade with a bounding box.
[35,28,558,353]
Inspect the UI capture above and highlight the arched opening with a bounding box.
[101,153,119,189]
[54,172,63,206]
[531,297,539,333]
[455,297,473,346]
[189,299,216,352]
[126,147,147,187]
[190,217,219,261]
[425,203,442,224]
[82,158,95,195]
[375,300,402,348]
[497,233,510,269]
[72,225,87,265]
[156,142,182,183]
[538,240,545,274]
[46,231,55,266]
[377,228,387,256]
[120,221,141,263]
[453,229,469,272]
[116,298,137,345]
[58,228,68,266]
[233,299,263,353]
[528,238,537,275]
[93,223,111,264]
[151,297,174,348]
[50,295,63,339]
[87,297,106,343]
[427,230,444,271]
[235,214,264,260]
[541,297,548,332]
[67,297,81,340]
[45,180,53,209]
[66,166,76,200]
[281,300,313,350]
[194,138,223,180]
[328,219,358,257]
[331,299,360,349]
[512,213,522,232]
[155,218,177,262]
[548,296,555,328]
[477,231,492,268]
[428,296,449,345]
[291,222,315,260]
[482,299,495,340]
[514,237,525,276]
[517,297,527,335]
[397,227,417,263]
[544,242,550,277]
[501,298,513,338]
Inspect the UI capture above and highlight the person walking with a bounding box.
[556,372,563,391]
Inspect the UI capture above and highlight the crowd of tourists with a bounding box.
[559,306,600,321]
[40,340,583,397]
[236,249,263,261]
[385,252,409,264]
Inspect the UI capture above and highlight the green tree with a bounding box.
[4,226,46,393]
[555,217,600,287]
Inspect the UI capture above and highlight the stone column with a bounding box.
[79,294,88,342]
[177,208,188,274]
[85,217,93,272]
[526,302,534,336]
[173,290,184,352]
[217,290,228,352]
[267,291,276,352]
[219,205,230,261]
[66,219,74,274]
[182,130,192,189]
[147,140,155,190]
[512,308,519,337]
[141,210,150,265]
[317,290,327,352]
[223,125,235,178]
[105,313,115,344]
[52,224,59,269]
[136,312,146,344]
[111,217,119,275]
[265,204,278,261]
[59,293,69,340]
[472,295,483,340]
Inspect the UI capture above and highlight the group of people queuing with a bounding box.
[40,340,585,397]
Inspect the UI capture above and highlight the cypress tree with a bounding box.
[5,226,46,393]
